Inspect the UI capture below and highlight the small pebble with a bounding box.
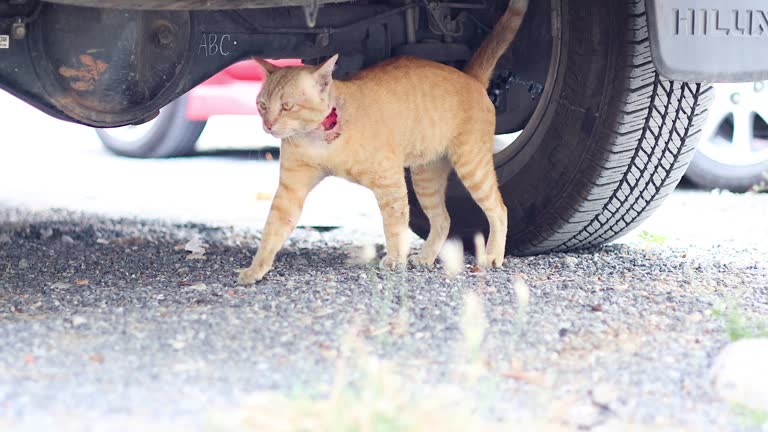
[566,403,600,428]
[710,338,768,411]
[563,256,578,268]
[592,384,618,407]
[39,227,53,240]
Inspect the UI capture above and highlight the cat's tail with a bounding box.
[463,0,528,88]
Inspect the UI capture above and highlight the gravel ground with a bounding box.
[0,191,767,431]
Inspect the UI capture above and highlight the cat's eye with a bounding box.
[281,103,294,111]
[257,101,267,112]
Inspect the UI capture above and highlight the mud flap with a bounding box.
[646,0,768,82]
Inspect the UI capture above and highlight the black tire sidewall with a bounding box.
[494,0,623,253]
[410,0,705,254]
[96,94,206,158]
[686,150,767,192]
[412,0,622,252]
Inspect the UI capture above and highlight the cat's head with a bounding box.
[253,55,338,139]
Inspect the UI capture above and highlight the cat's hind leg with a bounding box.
[409,158,451,266]
[448,135,508,268]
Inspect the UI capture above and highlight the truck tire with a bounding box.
[408,0,713,254]
[96,94,206,158]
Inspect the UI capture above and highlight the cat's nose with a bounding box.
[263,120,273,131]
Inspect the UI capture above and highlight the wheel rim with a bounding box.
[697,82,768,167]
[491,0,559,167]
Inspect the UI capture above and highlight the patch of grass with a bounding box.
[712,302,768,341]
[733,403,768,428]
[206,238,555,432]
[637,230,667,247]
[205,278,561,432]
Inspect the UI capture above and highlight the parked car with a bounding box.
[97,72,768,194]
[2,0,768,255]
[687,82,768,192]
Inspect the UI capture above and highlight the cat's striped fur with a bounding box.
[239,0,528,284]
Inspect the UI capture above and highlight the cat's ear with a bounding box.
[253,57,279,76]
[314,54,338,91]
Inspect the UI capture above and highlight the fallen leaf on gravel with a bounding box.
[314,308,333,317]
[469,265,482,273]
[89,353,104,364]
[184,236,208,260]
[365,325,389,337]
[318,342,336,360]
[170,339,187,350]
[75,279,89,286]
[501,363,546,386]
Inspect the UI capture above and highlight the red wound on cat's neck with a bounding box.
[321,107,338,131]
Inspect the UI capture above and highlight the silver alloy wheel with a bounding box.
[698,82,768,167]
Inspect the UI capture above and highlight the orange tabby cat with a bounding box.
[238,0,528,284]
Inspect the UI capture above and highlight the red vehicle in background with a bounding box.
[95,59,301,158]
[95,58,768,193]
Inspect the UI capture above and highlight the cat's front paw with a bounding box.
[379,254,406,271]
[237,264,271,285]
[409,253,436,267]
[483,251,505,269]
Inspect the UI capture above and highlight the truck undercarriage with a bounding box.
[0,0,549,130]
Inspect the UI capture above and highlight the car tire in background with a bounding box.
[96,94,206,158]
[685,82,768,192]
[408,0,713,254]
